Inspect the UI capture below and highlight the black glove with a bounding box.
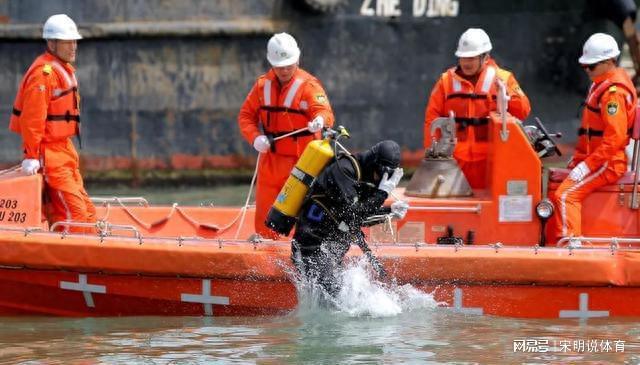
[355,231,387,279]
[366,251,387,279]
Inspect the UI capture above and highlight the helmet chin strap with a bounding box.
[46,43,71,64]
[47,41,63,58]
[459,54,489,78]
[46,40,56,54]
[474,53,489,76]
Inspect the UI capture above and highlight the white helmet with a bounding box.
[43,14,82,40]
[455,28,492,58]
[579,33,620,65]
[266,32,300,67]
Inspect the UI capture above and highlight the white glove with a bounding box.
[21,159,40,175]
[378,167,403,194]
[253,135,270,153]
[390,200,409,219]
[307,116,324,133]
[568,161,590,182]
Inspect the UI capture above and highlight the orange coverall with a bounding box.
[238,68,334,238]
[9,52,96,230]
[552,68,637,239]
[424,58,531,188]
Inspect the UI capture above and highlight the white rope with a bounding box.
[0,164,21,176]
[234,153,260,239]
[232,127,313,239]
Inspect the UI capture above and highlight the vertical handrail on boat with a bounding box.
[630,104,640,209]
[496,78,510,142]
[632,146,640,209]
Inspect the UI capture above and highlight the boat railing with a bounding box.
[91,196,149,207]
[557,236,640,249]
[0,164,20,176]
[3,222,640,254]
[49,220,142,242]
[408,204,482,213]
[0,226,44,236]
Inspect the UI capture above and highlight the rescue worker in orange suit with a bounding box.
[552,33,637,247]
[9,14,96,231]
[424,28,531,188]
[238,32,335,238]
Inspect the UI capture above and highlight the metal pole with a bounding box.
[631,140,640,209]
[497,79,510,142]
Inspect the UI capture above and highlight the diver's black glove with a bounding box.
[365,251,387,279]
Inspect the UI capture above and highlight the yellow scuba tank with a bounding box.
[265,138,335,235]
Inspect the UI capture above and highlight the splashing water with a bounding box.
[334,256,439,317]
[293,255,439,318]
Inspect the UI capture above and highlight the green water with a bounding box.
[87,184,253,206]
[1,307,638,364]
[0,184,628,364]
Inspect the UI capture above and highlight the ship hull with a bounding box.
[0,0,617,172]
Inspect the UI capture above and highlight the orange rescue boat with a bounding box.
[1,111,640,319]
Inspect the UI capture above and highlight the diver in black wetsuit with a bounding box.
[291,140,409,295]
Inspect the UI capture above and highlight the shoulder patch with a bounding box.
[42,64,52,75]
[513,85,524,95]
[608,85,617,93]
[606,101,619,116]
[313,94,327,104]
[314,93,328,104]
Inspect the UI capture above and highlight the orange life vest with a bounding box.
[440,63,512,139]
[256,70,317,156]
[9,54,80,142]
[577,68,636,156]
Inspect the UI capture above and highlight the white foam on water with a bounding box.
[334,259,402,317]
[333,256,439,318]
[292,255,438,318]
